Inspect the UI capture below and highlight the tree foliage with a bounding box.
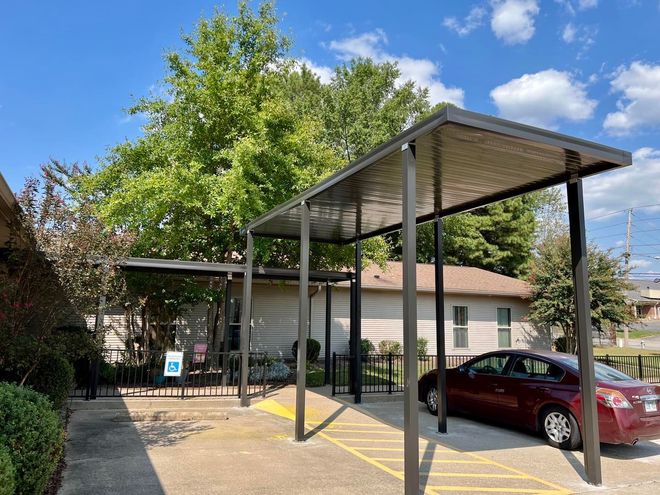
[528,234,635,354]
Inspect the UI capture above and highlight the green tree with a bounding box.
[527,234,635,354]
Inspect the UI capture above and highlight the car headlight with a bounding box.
[596,387,633,409]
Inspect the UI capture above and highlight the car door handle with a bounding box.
[535,386,550,392]
[494,388,505,393]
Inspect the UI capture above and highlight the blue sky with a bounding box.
[1,1,660,276]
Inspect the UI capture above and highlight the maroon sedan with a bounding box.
[418,350,660,450]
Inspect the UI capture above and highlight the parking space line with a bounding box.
[425,487,561,493]
[373,459,490,464]
[254,399,572,495]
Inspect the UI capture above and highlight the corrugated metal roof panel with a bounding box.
[246,107,631,243]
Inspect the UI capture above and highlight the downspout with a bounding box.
[308,284,323,339]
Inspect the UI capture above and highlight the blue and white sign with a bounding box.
[164,351,184,377]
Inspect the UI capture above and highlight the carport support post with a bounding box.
[354,239,362,404]
[402,142,419,494]
[324,281,332,385]
[434,215,447,434]
[239,232,253,407]
[567,177,602,486]
[295,200,311,442]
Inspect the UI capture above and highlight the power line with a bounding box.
[587,203,660,221]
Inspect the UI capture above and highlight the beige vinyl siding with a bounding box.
[87,307,128,349]
[175,303,209,350]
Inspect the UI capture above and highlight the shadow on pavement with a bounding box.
[62,397,208,495]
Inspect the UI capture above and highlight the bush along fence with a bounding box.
[332,353,476,396]
[595,354,660,384]
[71,348,290,399]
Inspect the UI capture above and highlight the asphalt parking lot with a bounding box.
[61,387,660,494]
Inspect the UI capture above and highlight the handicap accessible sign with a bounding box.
[164,351,184,377]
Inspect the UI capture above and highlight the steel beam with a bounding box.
[354,239,362,404]
[567,178,602,485]
[349,276,356,394]
[402,142,419,494]
[324,282,332,385]
[239,232,253,407]
[434,216,447,433]
[295,201,311,442]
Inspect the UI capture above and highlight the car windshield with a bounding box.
[557,356,634,382]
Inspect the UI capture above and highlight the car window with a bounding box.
[467,355,510,375]
[509,357,564,381]
[557,356,633,382]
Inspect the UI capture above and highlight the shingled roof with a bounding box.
[352,261,531,298]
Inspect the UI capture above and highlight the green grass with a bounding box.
[593,347,660,356]
[616,329,656,339]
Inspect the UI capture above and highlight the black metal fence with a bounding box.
[72,348,273,399]
[332,353,476,396]
[595,354,660,384]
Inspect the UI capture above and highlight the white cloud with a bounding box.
[584,148,660,219]
[560,23,598,58]
[603,61,660,135]
[490,69,597,128]
[562,23,577,43]
[490,0,540,45]
[578,0,598,9]
[327,30,464,106]
[297,58,334,84]
[443,6,487,36]
[630,258,653,269]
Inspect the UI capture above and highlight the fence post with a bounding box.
[605,354,610,367]
[388,353,393,394]
[638,355,644,382]
[332,352,336,397]
[262,358,267,398]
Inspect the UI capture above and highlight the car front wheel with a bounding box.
[426,386,438,416]
[541,406,582,450]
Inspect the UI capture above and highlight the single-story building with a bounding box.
[625,279,660,320]
[98,261,550,358]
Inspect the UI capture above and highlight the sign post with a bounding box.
[164,351,184,377]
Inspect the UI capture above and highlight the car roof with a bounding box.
[481,349,573,361]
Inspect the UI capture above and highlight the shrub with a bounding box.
[0,446,16,495]
[553,337,567,353]
[27,351,74,410]
[248,361,291,383]
[378,340,402,355]
[417,337,429,356]
[305,367,325,387]
[0,383,64,495]
[361,339,374,355]
[291,339,321,363]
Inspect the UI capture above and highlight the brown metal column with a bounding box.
[295,201,311,441]
[434,215,447,433]
[402,142,419,494]
[567,177,602,485]
[239,232,253,407]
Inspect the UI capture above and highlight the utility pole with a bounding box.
[623,208,633,347]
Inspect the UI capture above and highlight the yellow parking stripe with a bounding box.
[426,487,561,493]
[255,399,572,495]
[373,458,489,464]
[323,429,403,434]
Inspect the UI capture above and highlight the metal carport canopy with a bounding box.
[242,105,632,493]
[244,106,631,241]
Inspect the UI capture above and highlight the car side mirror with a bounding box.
[457,365,466,374]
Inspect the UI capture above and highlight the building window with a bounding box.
[453,306,468,348]
[497,308,512,348]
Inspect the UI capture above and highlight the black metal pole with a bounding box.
[349,276,356,394]
[355,239,362,404]
[434,215,447,433]
[295,201,311,442]
[222,276,232,389]
[402,141,419,494]
[324,281,332,385]
[567,177,601,486]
